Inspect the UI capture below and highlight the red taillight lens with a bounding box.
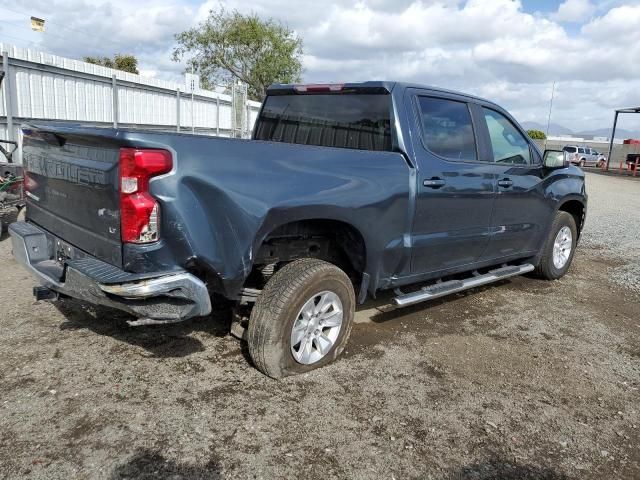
[119,148,172,244]
[23,171,37,191]
[294,83,344,93]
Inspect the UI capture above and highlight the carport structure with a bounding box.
[606,106,640,170]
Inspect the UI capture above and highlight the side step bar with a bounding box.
[392,263,535,308]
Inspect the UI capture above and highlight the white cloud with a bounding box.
[552,0,596,22]
[1,0,640,132]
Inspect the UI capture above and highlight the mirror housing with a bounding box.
[543,149,569,169]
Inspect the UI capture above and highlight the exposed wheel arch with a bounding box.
[253,219,367,280]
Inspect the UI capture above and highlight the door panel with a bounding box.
[478,106,551,259]
[407,91,495,274]
[484,165,548,257]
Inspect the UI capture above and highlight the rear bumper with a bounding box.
[9,221,211,322]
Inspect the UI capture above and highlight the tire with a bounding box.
[247,258,355,379]
[579,159,585,168]
[0,207,19,233]
[533,211,577,280]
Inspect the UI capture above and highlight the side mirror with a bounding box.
[543,150,569,169]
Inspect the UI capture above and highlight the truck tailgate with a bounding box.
[22,126,123,267]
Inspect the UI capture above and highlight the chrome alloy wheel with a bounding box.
[290,291,343,365]
[552,226,573,269]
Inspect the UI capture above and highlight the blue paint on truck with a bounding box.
[10,81,586,376]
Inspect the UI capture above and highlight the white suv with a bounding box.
[563,145,606,168]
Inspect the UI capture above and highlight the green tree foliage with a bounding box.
[83,54,139,74]
[527,129,547,140]
[173,8,303,101]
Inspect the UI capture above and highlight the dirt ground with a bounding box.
[1,172,638,480]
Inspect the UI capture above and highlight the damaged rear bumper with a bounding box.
[9,222,211,322]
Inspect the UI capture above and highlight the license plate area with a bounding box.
[54,238,75,267]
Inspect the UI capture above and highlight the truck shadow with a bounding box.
[447,454,567,480]
[51,276,534,361]
[109,448,223,480]
[54,299,232,359]
[360,279,514,324]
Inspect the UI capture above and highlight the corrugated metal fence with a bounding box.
[0,44,262,164]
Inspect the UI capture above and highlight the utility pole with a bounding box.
[544,81,556,150]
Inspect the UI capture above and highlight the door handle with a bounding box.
[423,178,446,189]
[497,178,513,188]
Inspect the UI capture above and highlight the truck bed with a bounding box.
[21,124,411,296]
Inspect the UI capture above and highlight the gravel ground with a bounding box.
[1,171,639,480]
[580,172,640,297]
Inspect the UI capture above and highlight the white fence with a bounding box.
[0,44,262,164]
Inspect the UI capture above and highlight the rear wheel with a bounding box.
[579,159,586,168]
[247,258,355,378]
[534,211,577,280]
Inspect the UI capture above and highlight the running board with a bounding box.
[392,263,535,308]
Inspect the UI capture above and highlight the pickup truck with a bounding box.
[9,81,587,378]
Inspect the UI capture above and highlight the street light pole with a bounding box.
[544,81,556,150]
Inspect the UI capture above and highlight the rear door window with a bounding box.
[254,93,392,151]
[416,96,477,161]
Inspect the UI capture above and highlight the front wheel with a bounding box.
[247,258,355,378]
[534,211,577,280]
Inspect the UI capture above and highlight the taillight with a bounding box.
[119,148,172,244]
[23,171,37,191]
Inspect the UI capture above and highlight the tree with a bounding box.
[172,8,303,101]
[83,54,139,74]
[527,129,547,140]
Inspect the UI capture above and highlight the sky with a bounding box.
[1,0,640,133]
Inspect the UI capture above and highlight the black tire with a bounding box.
[0,207,19,233]
[533,211,577,280]
[247,258,355,379]
[579,159,585,168]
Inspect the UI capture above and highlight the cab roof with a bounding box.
[266,81,498,107]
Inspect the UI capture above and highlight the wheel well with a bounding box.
[558,200,585,237]
[254,220,366,281]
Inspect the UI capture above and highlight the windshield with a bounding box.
[254,93,392,151]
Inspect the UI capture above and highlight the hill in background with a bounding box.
[521,121,640,140]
